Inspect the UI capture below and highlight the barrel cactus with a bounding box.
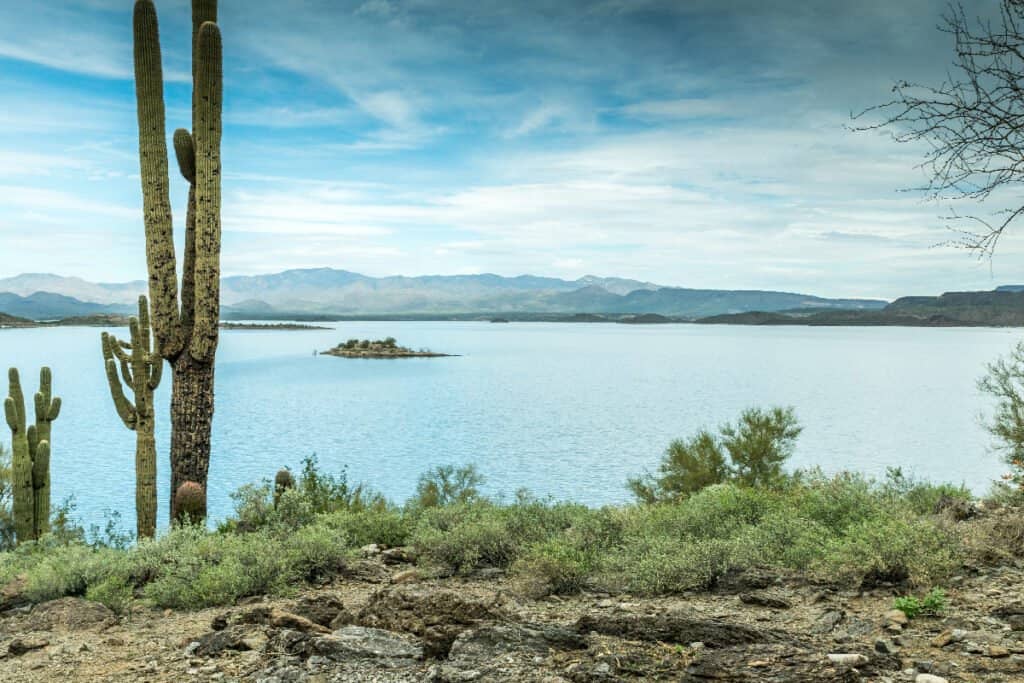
[174,481,205,525]
[273,469,295,509]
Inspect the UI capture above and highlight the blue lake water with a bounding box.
[0,322,1019,529]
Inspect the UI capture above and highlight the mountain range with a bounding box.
[0,268,887,320]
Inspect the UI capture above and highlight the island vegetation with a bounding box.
[322,337,454,358]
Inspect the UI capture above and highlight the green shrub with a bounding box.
[979,342,1024,492]
[86,575,134,615]
[628,431,728,503]
[411,499,585,574]
[721,407,802,487]
[411,464,484,509]
[629,407,801,503]
[894,587,948,618]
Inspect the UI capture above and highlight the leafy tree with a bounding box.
[629,407,801,503]
[412,463,484,508]
[628,431,728,503]
[979,341,1024,491]
[721,407,802,487]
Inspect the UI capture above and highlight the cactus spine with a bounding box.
[4,368,59,543]
[102,296,163,538]
[133,0,222,522]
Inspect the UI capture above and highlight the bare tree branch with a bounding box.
[852,1,1024,257]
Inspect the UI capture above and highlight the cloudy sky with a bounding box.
[0,0,1020,298]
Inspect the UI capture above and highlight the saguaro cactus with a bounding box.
[273,469,295,509]
[4,368,59,543]
[102,296,163,538]
[132,0,222,521]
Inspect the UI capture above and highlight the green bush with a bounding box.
[629,407,801,503]
[979,342,1024,492]
[894,587,948,618]
[411,464,484,509]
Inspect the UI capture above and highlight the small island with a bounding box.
[322,337,455,358]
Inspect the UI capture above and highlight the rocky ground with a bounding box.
[1,535,1023,681]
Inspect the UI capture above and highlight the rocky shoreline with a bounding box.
[1,522,1023,683]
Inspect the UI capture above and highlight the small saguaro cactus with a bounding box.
[102,295,163,539]
[273,468,295,509]
[174,481,205,525]
[4,367,60,543]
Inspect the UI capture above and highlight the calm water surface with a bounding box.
[0,322,1018,528]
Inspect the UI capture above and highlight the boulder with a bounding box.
[358,586,507,657]
[575,608,796,648]
[270,626,423,667]
[447,623,586,667]
[24,597,116,632]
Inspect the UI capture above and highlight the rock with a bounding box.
[290,595,347,628]
[195,625,262,656]
[874,638,897,654]
[271,626,423,667]
[447,623,586,667]
[738,591,792,609]
[884,609,909,627]
[183,641,201,657]
[931,628,966,648]
[360,543,382,557]
[916,675,949,683]
[814,609,846,634]
[24,597,116,631]
[392,569,421,584]
[0,575,28,613]
[381,547,416,565]
[576,608,797,648]
[826,653,869,666]
[340,559,390,583]
[357,585,507,658]
[987,645,1011,658]
[8,638,48,656]
[232,606,330,633]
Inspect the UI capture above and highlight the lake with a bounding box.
[0,322,1019,529]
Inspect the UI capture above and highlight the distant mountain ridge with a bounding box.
[0,268,887,320]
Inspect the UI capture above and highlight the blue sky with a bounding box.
[0,0,1020,298]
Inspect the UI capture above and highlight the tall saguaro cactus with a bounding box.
[132,0,222,521]
[4,368,59,543]
[102,296,163,538]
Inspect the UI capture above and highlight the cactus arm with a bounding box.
[105,359,138,430]
[47,397,61,422]
[174,129,196,183]
[189,21,222,362]
[7,369,24,430]
[134,0,183,359]
[26,424,37,457]
[148,355,163,390]
[3,397,16,432]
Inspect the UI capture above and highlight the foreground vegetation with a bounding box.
[0,452,1020,616]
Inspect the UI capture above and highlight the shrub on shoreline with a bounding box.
[0,455,1013,613]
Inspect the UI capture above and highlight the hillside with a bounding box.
[0,292,132,321]
[0,268,887,319]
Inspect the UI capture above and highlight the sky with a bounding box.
[0,0,1021,299]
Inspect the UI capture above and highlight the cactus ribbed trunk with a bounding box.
[169,357,214,521]
[133,0,222,523]
[135,412,158,537]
